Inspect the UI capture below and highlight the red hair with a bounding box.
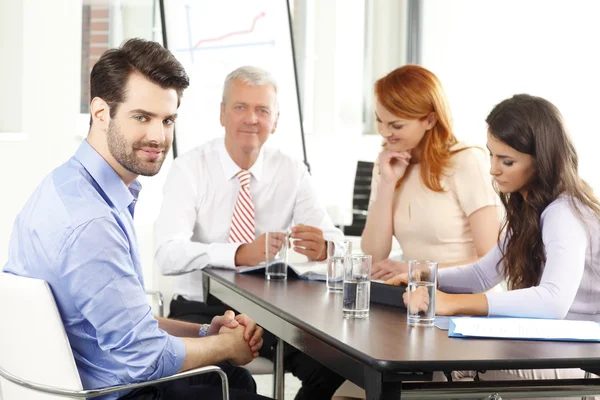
[375,65,459,192]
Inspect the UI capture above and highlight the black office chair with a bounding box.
[344,161,374,236]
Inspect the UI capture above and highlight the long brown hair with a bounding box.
[486,94,600,289]
[375,65,459,192]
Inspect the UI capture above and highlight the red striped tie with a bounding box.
[229,170,255,243]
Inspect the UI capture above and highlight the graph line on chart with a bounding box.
[180,8,270,62]
[178,40,275,53]
[193,12,266,48]
[185,5,195,63]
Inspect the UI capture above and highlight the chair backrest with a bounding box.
[344,160,375,236]
[0,273,83,400]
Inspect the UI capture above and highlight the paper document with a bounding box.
[233,261,328,281]
[450,317,600,342]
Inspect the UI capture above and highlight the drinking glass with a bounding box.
[265,231,288,281]
[343,254,372,319]
[326,240,353,292]
[407,260,438,326]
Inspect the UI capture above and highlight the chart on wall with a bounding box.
[163,0,305,163]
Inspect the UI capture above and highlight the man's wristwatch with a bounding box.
[199,323,211,337]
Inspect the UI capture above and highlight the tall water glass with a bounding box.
[407,260,438,326]
[343,254,372,319]
[265,231,288,281]
[326,240,353,292]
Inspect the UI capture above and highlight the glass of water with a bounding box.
[343,254,372,319]
[407,260,438,326]
[326,240,353,292]
[265,231,288,281]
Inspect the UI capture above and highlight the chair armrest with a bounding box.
[0,364,229,399]
[352,209,368,216]
[146,289,164,318]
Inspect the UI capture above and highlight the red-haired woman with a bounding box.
[362,65,501,280]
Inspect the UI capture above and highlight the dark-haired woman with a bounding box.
[390,94,600,385]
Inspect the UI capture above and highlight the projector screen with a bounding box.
[162,0,306,165]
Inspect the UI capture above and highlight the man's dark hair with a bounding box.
[89,38,190,125]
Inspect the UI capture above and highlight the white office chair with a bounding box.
[146,289,165,317]
[0,273,229,399]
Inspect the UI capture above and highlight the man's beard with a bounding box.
[106,120,169,177]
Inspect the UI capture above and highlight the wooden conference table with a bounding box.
[203,269,600,399]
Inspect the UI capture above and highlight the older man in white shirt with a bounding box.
[154,66,345,400]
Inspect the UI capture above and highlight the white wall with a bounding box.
[421,0,600,192]
[0,1,23,135]
[0,0,82,266]
[301,0,370,224]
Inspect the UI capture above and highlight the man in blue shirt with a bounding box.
[3,38,267,400]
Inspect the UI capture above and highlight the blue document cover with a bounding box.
[434,316,451,330]
[448,317,600,342]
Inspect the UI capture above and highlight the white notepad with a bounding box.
[449,317,600,342]
[211,261,329,281]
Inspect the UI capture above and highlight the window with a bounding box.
[421,0,600,192]
[80,0,162,113]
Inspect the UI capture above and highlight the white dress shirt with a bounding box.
[154,137,344,301]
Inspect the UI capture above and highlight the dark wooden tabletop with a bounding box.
[205,269,600,374]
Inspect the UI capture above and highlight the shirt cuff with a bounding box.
[437,268,449,290]
[166,336,187,377]
[208,242,244,268]
[485,291,512,317]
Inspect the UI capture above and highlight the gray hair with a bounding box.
[221,65,279,104]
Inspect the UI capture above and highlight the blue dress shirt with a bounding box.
[3,141,185,399]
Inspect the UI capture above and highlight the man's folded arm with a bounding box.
[59,217,186,381]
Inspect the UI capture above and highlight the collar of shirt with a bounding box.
[217,137,265,182]
[74,140,142,215]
